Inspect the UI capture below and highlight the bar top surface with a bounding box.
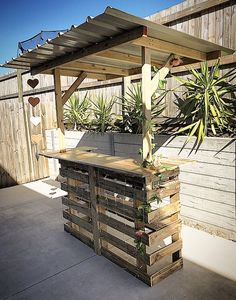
[40,148,189,177]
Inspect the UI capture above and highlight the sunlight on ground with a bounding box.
[23,178,67,199]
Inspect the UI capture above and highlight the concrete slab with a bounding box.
[0,181,236,300]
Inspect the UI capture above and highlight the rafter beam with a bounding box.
[62,71,87,105]
[53,69,65,152]
[133,36,207,61]
[96,50,163,67]
[61,61,130,76]
[31,26,146,75]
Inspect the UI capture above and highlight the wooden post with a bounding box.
[53,69,65,152]
[88,166,101,255]
[122,76,131,117]
[141,47,152,162]
[232,13,236,49]
[17,70,34,180]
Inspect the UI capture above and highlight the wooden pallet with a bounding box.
[57,152,183,286]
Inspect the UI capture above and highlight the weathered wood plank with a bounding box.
[63,209,93,232]
[146,201,180,224]
[98,195,136,218]
[60,167,89,183]
[61,182,91,202]
[147,220,181,247]
[101,247,151,285]
[148,239,182,266]
[64,222,93,248]
[99,212,136,240]
[62,196,91,217]
[101,230,137,258]
[155,0,230,25]
[150,258,183,286]
[88,166,101,255]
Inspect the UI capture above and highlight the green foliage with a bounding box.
[134,239,146,256]
[136,203,152,220]
[173,61,236,146]
[117,83,166,134]
[64,93,90,130]
[90,95,116,133]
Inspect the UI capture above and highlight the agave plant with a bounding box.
[64,92,90,130]
[173,61,236,145]
[90,95,116,133]
[118,83,167,134]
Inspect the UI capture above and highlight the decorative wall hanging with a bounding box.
[30,116,41,126]
[27,78,39,89]
[31,134,42,144]
[28,96,40,107]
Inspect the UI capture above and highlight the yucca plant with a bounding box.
[90,95,116,133]
[117,83,167,134]
[173,61,236,146]
[64,92,90,130]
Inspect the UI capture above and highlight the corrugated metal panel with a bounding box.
[2,7,234,74]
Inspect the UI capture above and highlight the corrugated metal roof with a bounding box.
[2,7,234,78]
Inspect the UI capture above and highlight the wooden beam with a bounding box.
[157,0,230,25]
[62,61,130,76]
[133,36,207,61]
[171,54,236,74]
[150,54,176,95]
[141,47,152,162]
[53,69,65,152]
[96,50,163,67]
[31,26,146,75]
[232,13,236,50]
[62,71,87,105]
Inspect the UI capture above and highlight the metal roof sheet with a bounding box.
[2,7,234,77]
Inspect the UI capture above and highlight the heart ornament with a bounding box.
[31,134,42,144]
[27,79,39,89]
[28,97,40,107]
[30,116,41,126]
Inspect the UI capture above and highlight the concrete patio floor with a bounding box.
[0,180,236,300]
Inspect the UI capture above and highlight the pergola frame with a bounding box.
[3,7,234,162]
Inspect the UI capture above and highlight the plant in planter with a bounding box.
[64,92,90,130]
[90,95,117,133]
[172,61,236,146]
[116,83,167,134]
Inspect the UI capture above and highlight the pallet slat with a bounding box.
[59,153,182,286]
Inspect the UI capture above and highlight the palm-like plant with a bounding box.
[118,83,166,134]
[173,61,236,145]
[90,95,116,133]
[64,93,90,130]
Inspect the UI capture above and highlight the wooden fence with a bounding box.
[46,130,236,242]
[0,0,236,188]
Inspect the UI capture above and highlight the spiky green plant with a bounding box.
[173,61,236,146]
[118,83,167,134]
[64,92,90,130]
[90,95,116,133]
